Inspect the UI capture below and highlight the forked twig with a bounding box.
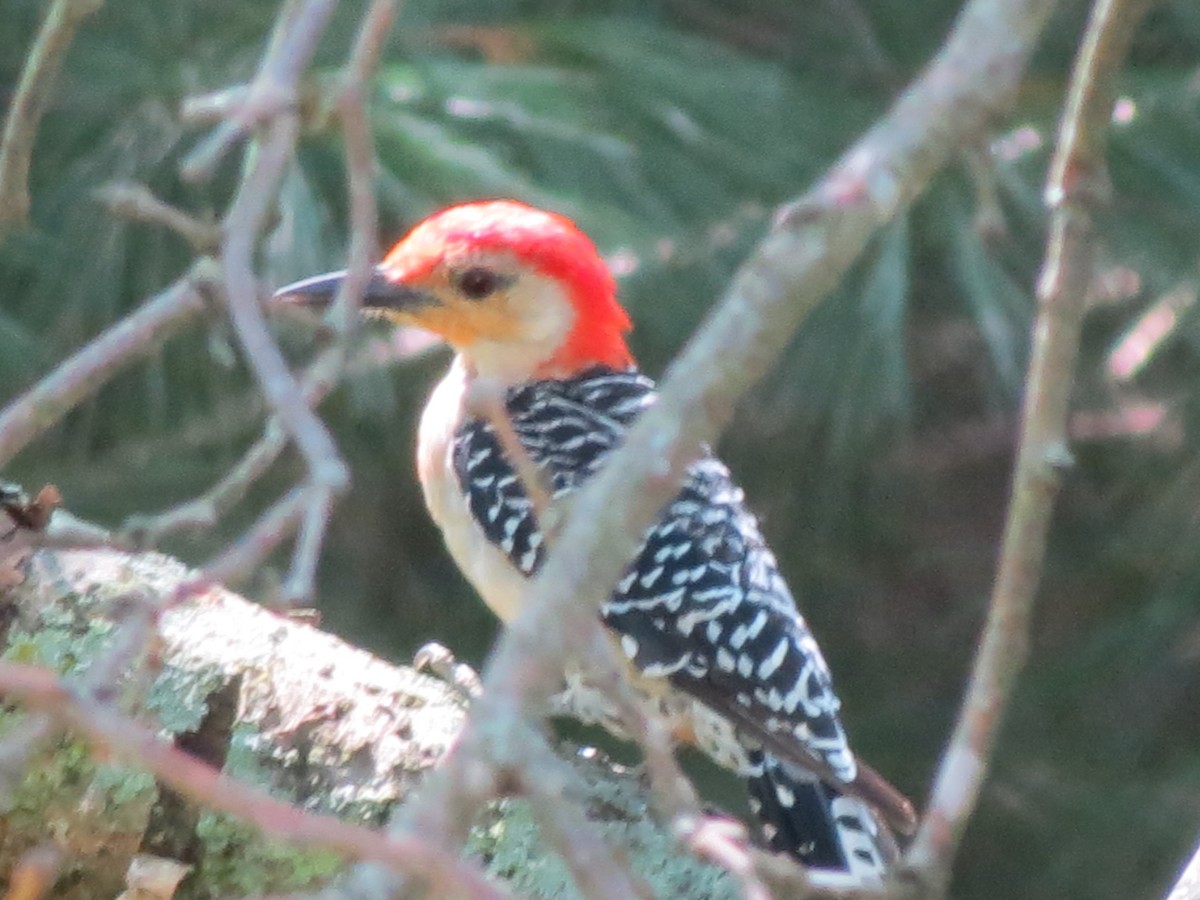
[121,345,346,550]
[95,182,221,253]
[180,0,338,181]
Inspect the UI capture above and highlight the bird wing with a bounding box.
[451,366,914,833]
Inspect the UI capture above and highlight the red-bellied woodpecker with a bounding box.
[277,200,916,878]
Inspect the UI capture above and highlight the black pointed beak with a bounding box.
[273,266,436,312]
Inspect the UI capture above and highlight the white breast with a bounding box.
[416,356,533,623]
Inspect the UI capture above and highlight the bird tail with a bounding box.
[744,751,896,880]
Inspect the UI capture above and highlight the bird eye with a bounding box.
[457,266,504,300]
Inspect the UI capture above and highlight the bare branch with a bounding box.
[221,115,347,490]
[329,0,396,334]
[201,484,308,588]
[272,0,397,604]
[202,2,350,604]
[180,0,337,181]
[0,0,103,235]
[905,0,1155,886]
[0,265,215,469]
[94,182,221,253]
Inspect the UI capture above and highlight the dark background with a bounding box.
[4,1,1200,896]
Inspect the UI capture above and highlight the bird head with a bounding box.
[277,200,634,383]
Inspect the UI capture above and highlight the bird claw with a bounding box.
[413,641,482,701]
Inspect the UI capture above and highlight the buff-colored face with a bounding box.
[371,249,577,380]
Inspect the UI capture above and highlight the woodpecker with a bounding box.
[277,200,916,877]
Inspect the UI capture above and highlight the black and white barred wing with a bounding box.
[452,368,866,783]
[602,455,862,787]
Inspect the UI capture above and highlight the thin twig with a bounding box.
[466,378,556,525]
[396,0,1058,875]
[0,264,216,469]
[0,660,509,899]
[201,484,308,587]
[904,0,1154,887]
[94,182,221,253]
[180,0,338,181]
[277,0,397,603]
[329,0,396,334]
[122,426,289,545]
[221,115,347,492]
[0,0,104,234]
[211,2,349,603]
[121,344,346,549]
[281,483,334,602]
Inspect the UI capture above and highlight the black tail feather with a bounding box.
[744,751,891,878]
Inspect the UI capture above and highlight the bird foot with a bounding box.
[413,641,482,701]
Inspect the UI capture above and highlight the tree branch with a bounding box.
[904,0,1155,887]
[0,265,215,469]
[0,0,104,236]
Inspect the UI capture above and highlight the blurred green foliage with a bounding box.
[3,0,1200,897]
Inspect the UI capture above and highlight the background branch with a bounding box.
[0,268,215,470]
[905,0,1155,886]
[0,0,104,235]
